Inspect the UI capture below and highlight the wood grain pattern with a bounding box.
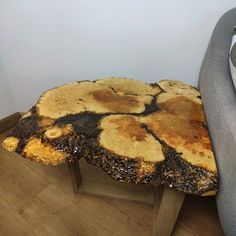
[2,78,218,196]
[0,131,224,236]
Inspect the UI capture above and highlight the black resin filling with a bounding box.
[46,131,217,196]
[6,88,218,196]
[9,115,38,153]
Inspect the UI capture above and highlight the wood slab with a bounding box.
[2,77,218,196]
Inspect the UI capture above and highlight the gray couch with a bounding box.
[199,8,236,236]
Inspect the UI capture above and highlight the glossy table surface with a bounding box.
[2,77,218,196]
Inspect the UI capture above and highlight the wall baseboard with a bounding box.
[0,113,22,133]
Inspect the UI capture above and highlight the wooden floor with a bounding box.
[0,131,224,236]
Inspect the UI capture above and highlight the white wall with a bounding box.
[0,57,16,118]
[0,1,235,112]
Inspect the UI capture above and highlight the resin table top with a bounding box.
[2,78,218,196]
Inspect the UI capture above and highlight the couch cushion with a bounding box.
[199,8,236,236]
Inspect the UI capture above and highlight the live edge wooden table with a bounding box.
[2,78,218,236]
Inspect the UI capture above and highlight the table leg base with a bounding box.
[67,158,154,204]
[67,159,185,236]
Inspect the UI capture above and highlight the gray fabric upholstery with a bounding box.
[199,8,236,236]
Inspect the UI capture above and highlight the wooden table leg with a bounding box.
[67,162,184,235]
[67,159,154,203]
[153,185,164,221]
[153,185,185,236]
[67,161,82,193]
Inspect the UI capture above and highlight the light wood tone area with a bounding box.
[0,131,224,236]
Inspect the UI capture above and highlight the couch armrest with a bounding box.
[199,8,236,236]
